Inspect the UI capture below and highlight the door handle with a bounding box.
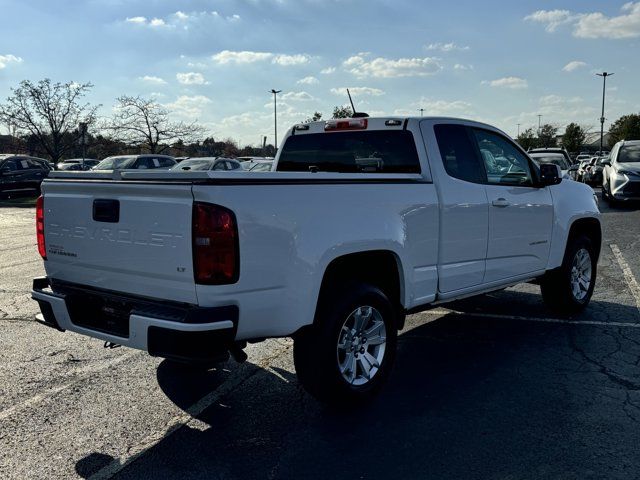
[492,198,510,207]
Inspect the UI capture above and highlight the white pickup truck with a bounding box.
[32,117,601,404]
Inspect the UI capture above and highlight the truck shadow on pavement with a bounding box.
[76,292,640,480]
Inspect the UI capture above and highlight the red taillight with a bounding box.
[324,118,368,131]
[192,202,239,284]
[36,195,46,260]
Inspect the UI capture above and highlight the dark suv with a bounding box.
[0,154,51,197]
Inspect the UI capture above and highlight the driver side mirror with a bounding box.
[539,163,562,186]
[601,159,611,166]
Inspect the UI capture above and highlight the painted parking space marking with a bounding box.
[610,243,640,316]
[0,351,138,422]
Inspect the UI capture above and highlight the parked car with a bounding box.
[528,152,573,180]
[575,154,592,163]
[583,157,609,186]
[528,147,573,166]
[56,158,99,170]
[170,157,242,172]
[577,157,597,182]
[0,154,50,196]
[32,116,601,405]
[248,160,274,172]
[92,154,176,171]
[602,140,640,204]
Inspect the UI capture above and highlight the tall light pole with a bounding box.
[418,108,424,117]
[537,114,542,133]
[270,89,282,150]
[596,72,614,153]
[517,123,521,137]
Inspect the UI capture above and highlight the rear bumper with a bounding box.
[31,277,238,363]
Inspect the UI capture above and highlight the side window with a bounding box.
[2,159,19,171]
[135,157,153,169]
[158,157,174,167]
[212,161,226,171]
[27,159,44,170]
[471,129,534,187]
[433,124,485,184]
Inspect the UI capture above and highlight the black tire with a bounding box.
[540,235,597,314]
[293,283,398,405]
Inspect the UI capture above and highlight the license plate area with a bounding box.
[66,292,131,338]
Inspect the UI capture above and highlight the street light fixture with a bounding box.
[596,72,614,154]
[270,89,282,150]
[418,108,424,117]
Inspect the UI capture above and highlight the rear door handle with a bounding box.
[492,198,510,208]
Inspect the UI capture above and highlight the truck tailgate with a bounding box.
[42,181,197,304]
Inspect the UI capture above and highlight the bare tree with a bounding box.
[105,96,206,153]
[0,79,98,162]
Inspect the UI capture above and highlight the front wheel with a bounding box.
[293,283,398,405]
[540,235,597,314]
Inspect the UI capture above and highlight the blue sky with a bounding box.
[0,0,639,146]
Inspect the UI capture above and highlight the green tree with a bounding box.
[537,124,558,148]
[562,123,587,153]
[608,113,640,147]
[305,111,322,123]
[516,127,537,150]
[0,79,98,162]
[332,106,353,119]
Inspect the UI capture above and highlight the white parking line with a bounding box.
[419,309,640,328]
[89,342,292,480]
[610,243,640,316]
[0,351,138,422]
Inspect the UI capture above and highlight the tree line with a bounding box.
[2,78,639,162]
[515,114,640,153]
[0,79,358,163]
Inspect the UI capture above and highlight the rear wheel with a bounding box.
[293,283,397,405]
[541,235,596,314]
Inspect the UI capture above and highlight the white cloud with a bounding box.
[574,2,640,38]
[330,87,385,97]
[272,54,310,66]
[453,63,473,71]
[297,76,319,85]
[562,60,587,72]
[525,3,640,39]
[211,50,311,66]
[524,9,574,32]
[539,94,583,106]
[425,42,470,52]
[281,91,315,101]
[176,72,207,85]
[320,67,336,74]
[125,16,147,24]
[212,50,273,64]
[165,95,212,118]
[484,76,528,89]
[125,11,240,29]
[138,75,167,85]
[344,54,442,78]
[0,54,23,69]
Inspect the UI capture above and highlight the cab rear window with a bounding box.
[276,131,421,173]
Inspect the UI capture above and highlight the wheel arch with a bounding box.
[312,250,406,330]
[567,217,602,261]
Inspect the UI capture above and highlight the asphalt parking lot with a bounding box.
[1,190,640,480]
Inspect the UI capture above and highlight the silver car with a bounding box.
[602,140,640,203]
